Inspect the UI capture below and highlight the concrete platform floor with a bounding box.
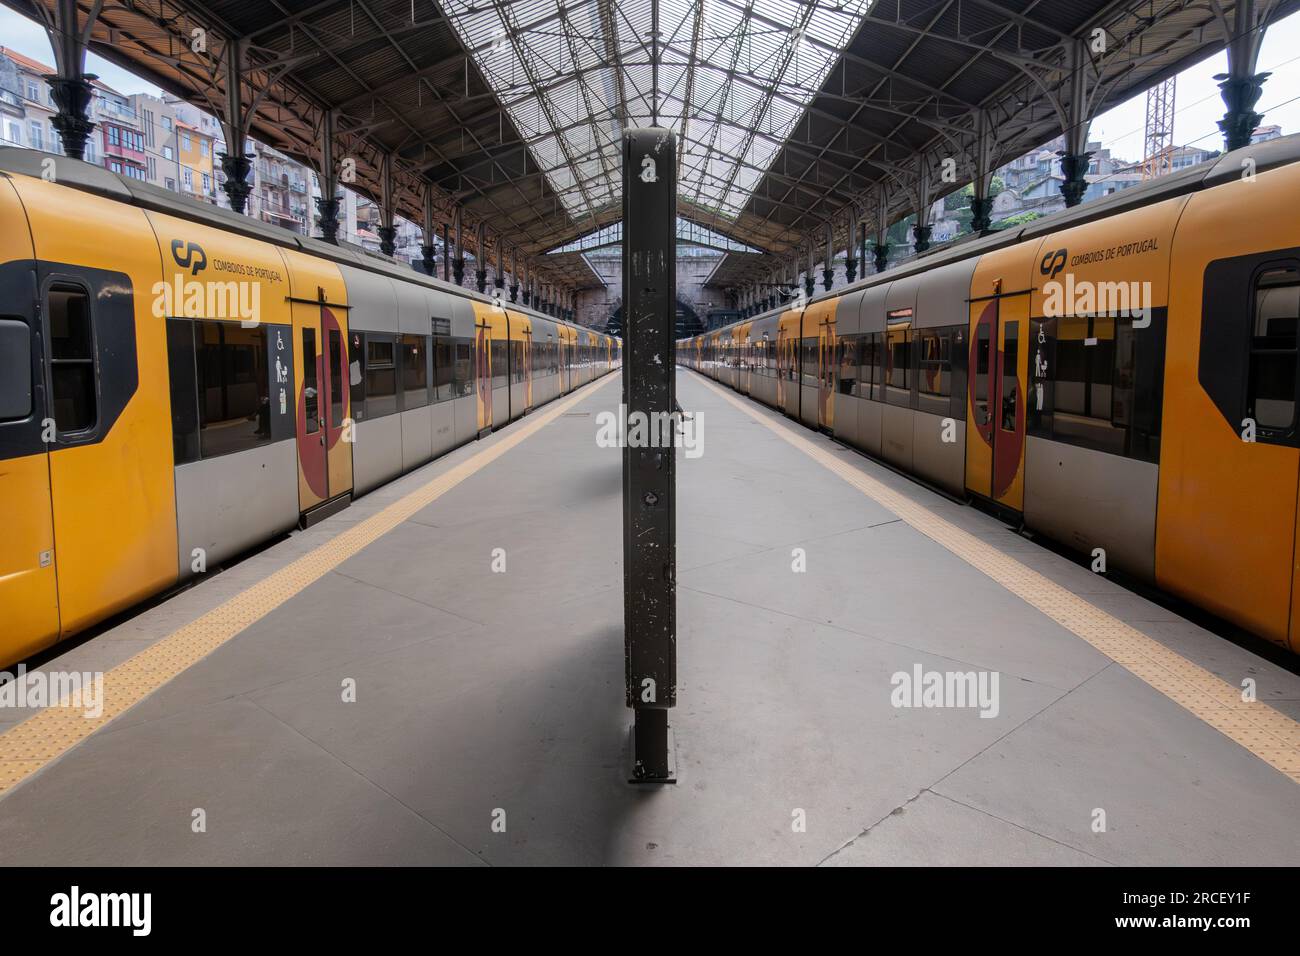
[1,370,1298,865]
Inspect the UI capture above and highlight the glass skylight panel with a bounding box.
[442,0,874,222]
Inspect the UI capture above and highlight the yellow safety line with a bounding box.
[691,371,1300,784]
[0,374,617,796]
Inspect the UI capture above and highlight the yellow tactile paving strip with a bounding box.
[0,375,616,796]
[693,372,1300,785]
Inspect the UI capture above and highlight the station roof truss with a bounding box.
[11,0,1297,293]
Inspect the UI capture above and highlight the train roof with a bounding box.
[690,132,1300,340]
[0,147,610,338]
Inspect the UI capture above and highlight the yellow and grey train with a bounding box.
[0,147,618,669]
[683,133,1300,654]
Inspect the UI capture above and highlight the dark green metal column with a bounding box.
[622,127,677,783]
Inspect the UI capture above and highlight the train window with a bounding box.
[401,334,429,409]
[513,341,526,383]
[329,330,346,428]
[973,324,990,425]
[1000,321,1019,431]
[365,336,398,417]
[1248,267,1300,434]
[801,337,817,386]
[917,328,951,413]
[47,284,96,433]
[885,328,911,406]
[838,335,860,396]
[166,318,200,464]
[433,335,454,401]
[491,338,508,388]
[196,321,271,458]
[1052,314,1124,455]
[302,327,319,433]
[454,337,473,395]
[0,319,32,421]
[348,331,366,421]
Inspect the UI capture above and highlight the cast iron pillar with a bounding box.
[1218,73,1269,151]
[452,209,465,286]
[913,224,933,254]
[217,38,252,214]
[475,221,488,294]
[622,127,676,783]
[420,189,437,275]
[46,76,95,161]
[822,222,835,291]
[43,0,100,161]
[1057,37,1093,209]
[1058,153,1091,207]
[315,110,341,244]
[844,213,858,284]
[873,241,890,274]
[912,160,934,252]
[377,152,397,256]
[970,109,996,235]
[803,242,816,301]
[509,247,519,303]
[1216,0,1272,152]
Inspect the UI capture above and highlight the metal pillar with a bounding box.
[822,223,835,292]
[622,127,677,784]
[1058,38,1093,209]
[912,161,933,254]
[475,221,488,294]
[377,152,397,257]
[970,110,996,235]
[452,209,464,286]
[1215,0,1272,152]
[844,212,858,284]
[509,247,519,303]
[803,242,815,300]
[315,111,341,244]
[858,221,868,281]
[217,38,253,215]
[495,241,505,292]
[871,184,890,273]
[420,190,436,275]
[522,261,531,307]
[43,0,100,161]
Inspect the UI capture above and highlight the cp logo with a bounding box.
[171,239,208,276]
[1039,248,1067,280]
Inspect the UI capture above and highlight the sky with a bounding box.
[3,5,1300,167]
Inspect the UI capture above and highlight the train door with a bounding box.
[475,307,493,435]
[817,310,836,431]
[520,317,534,414]
[286,274,352,513]
[561,328,572,393]
[966,265,1032,513]
[0,180,59,662]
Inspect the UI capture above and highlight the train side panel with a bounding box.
[1021,196,1183,582]
[11,174,177,637]
[144,209,300,578]
[0,175,59,663]
[1159,162,1300,648]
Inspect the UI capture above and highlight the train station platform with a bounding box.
[1,371,1298,866]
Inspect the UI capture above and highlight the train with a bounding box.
[681,133,1300,654]
[0,147,619,669]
